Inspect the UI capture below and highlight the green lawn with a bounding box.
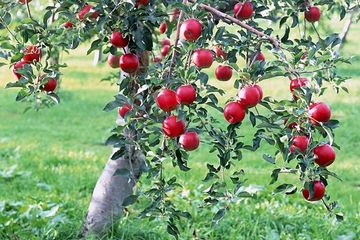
[1,27,360,239]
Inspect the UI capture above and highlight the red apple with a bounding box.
[313,144,336,167]
[19,0,32,4]
[214,45,226,60]
[290,77,309,92]
[302,180,325,201]
[237,85,261,108]
[215,65,232,81]
[161,45,170,57]
[42,78,57,92]
[22,45,41,63]
[305,6,321,23]
[78,4,99,21]
[13,61,27,79]
[159,22,167,34]
[179,132,200,151]
[254,84,263,100]
[107,54,120,68]
[110,31,129,48]
[161,38,171,46]
[224,101,246,124]
[118,103,132,118]
[135,0,149,7]
[255,52,265,62]
[290,135,309,153]
[162,115,186,138]
[309,102,331,124]
[63,21,74,28]
[180,18,202,41]
[119,53,139,73]
[192,49,213,68]
[156,89,178,112]
[176,85,196,105]
[233,2,253,20]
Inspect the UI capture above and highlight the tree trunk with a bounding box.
[93,48,103,66]
[335,11,354,56]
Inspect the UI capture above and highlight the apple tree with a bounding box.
[0,0,355,237]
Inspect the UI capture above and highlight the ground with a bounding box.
[0,22,360,240]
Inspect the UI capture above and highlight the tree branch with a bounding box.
[187,0,280,48]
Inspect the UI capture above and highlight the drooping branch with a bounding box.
[187,0,281,48]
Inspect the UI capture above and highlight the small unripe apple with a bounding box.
[63,21,74,28]
[161,45,170,57]
[302,180,325,201]
[224,101,246,124]
[110,31,129,48]
[290,77,309,92]
[159,22,167,34]
[309,102,331,124]
[290,135,309,153]
[161,38,171,46]
[214,45,226,60]
[215,65,232,81]
[118,103,132,118]
[107,54,120,68]
[233,2,254,20]
[13,61,27,79]
[135,0,149,7]
[22,45,42,63]
[162,115,186,138]
[119,53,139,73]
[305,6,321,23]
[180,18,202,41]
[237,85,261,108]
[192,49,213,68]
[19,0,32,4]
[179,132,200,151]
[42,78,57,92]
[78,4,99,21]
[157,89,178,112]
[176,85,196,105]
[313,144,336,167]
[255,52,265,62]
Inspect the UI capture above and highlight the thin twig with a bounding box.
[0,16,21,44]
[26,1,34,20]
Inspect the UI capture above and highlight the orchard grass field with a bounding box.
[1,26,360,240]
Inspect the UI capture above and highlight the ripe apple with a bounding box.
[153,56,162,63]
[22,45,42,63]
[107,54,120,68]
[135,0,149,7]
[290,135,309,153]
[192,49,213,68]
[159,22,167,34]
[179,132,200,151]
[42,78,57,92]
[305,6,321,23]
[290,77,309,92]
[302,180,325,201]
[161,45,170,57]
[78,4,99,21]
[254,84,263,100]
[13,61,27,79]
[63,21,74,28]
[19,0,32,4]
[215,65,232,81]
[161,38,171,46]
[309,102,331,124]
[214,45,226,60]
[255,52,265,62]
[180,18,202,41]
[119,53,139,73]
[110,31,129,48]
[176,85,196,105]
[237,85,262,108]
[157,89,178,112]
[118,103,132,118]
[162,115,186,138]
[224,101,246,124]
[233,2,254,20]
[313,144,336,167]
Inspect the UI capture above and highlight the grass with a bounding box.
[1,25,360,240]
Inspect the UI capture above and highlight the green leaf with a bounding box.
[273,184,297,194]
[263,154,275,164]
[122,194,138,206]
[212,208,226,227]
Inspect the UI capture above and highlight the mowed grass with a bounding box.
[1,26,360,239]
